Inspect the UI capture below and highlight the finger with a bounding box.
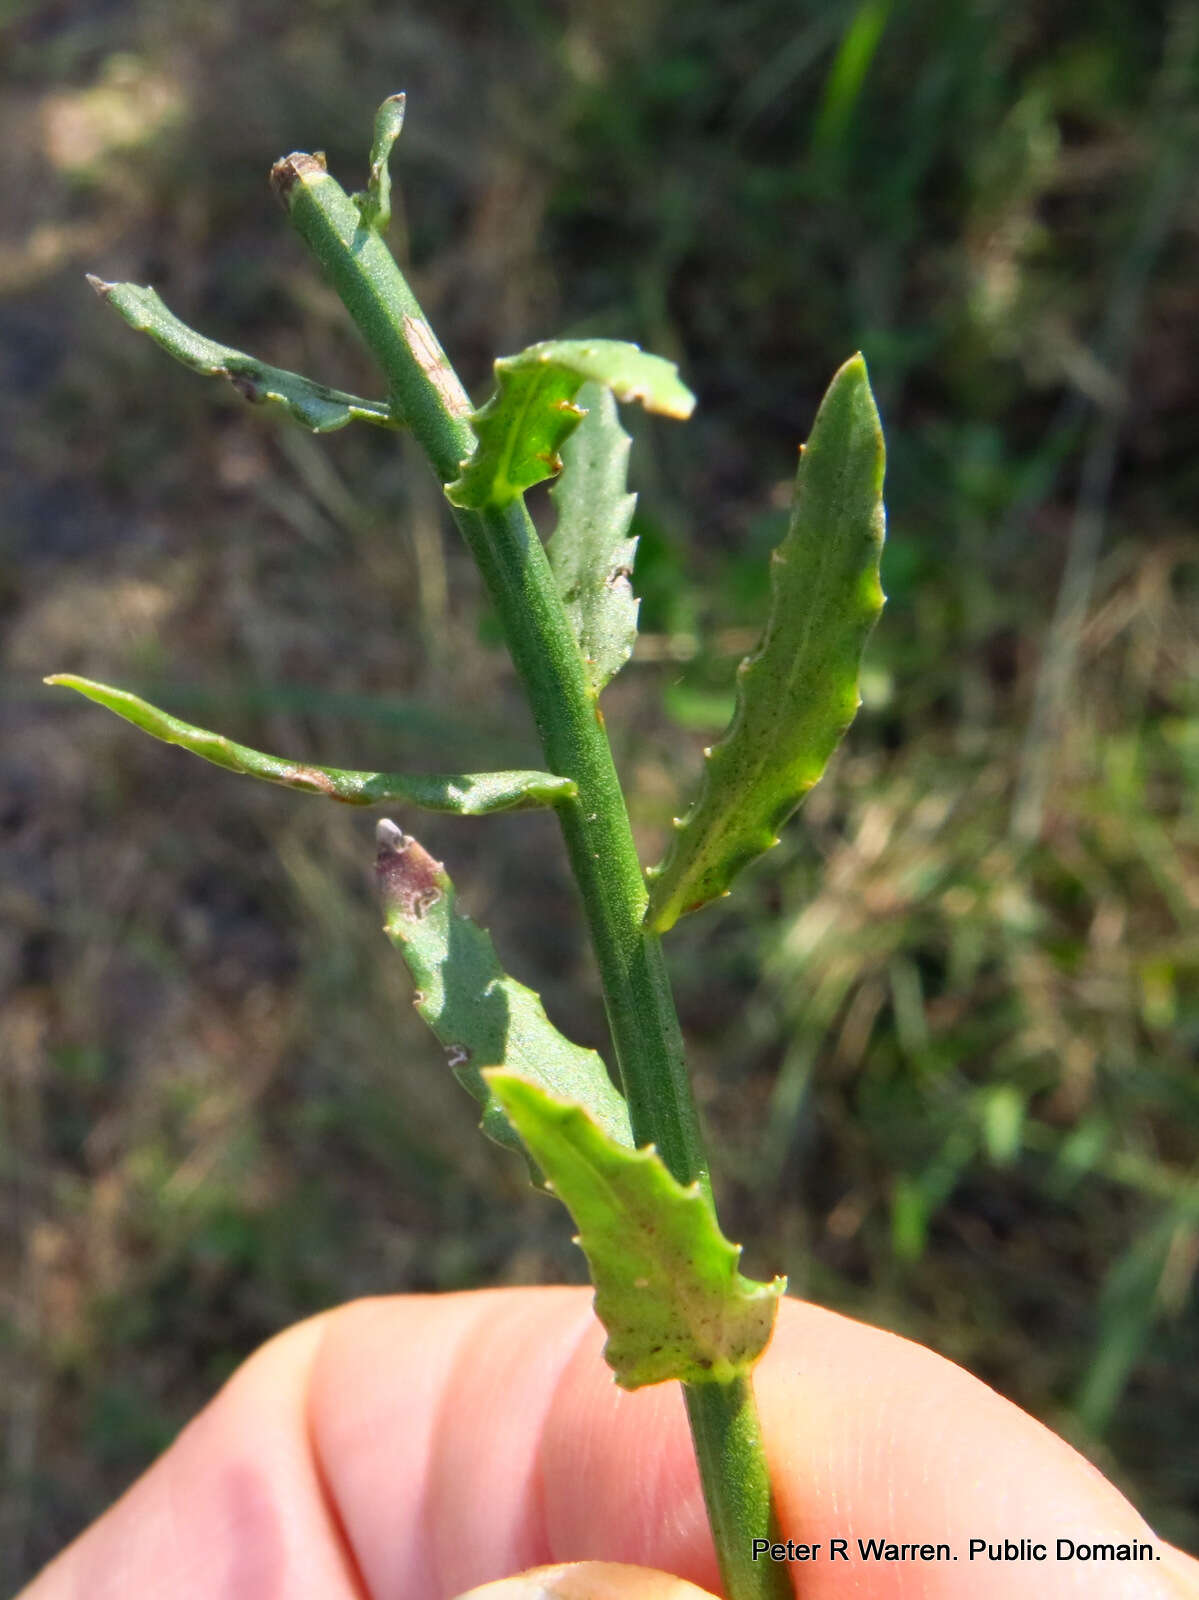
[20,1289,1198,1600]
[17,1309,365,1600]
[454,1560,716,1600]
[750,1297,1199,1599]
[308,1289,1197,1599]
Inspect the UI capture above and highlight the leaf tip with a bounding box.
[86,273,114,299]
[375,819,445,920]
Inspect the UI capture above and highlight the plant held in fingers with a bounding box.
[52,94,885,1600]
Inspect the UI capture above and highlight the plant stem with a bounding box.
[686,1378,784,1599]
[270,153,708,1190]
[273,153,790,1600]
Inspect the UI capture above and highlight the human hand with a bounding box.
[19,1288,1199,1599]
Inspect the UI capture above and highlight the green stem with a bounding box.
[273,152,790,1600]
[270,153,706,1189]
[686,1378,784,1600]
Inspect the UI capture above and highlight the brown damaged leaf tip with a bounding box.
[269,150,328,206]
[85,273,114,299]
[374,819,444,920]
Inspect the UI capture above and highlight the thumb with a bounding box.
[455,1562,716,1600]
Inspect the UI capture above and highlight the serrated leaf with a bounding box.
[487,1072,785,1389]
[375,822,631,1177]
[646,354,885,933]
[88,278,399,433]
[445,339,693,510]
[46,676,575,814]
[548,382,640,696]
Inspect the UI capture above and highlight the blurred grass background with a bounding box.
[2,0,1197,1584]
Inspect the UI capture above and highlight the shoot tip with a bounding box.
[269,150,327,206]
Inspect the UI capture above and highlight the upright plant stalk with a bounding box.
[63,111,883,1599]
[268,155,704,1190]
[270,154,787,1599]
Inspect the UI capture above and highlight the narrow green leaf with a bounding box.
[445,339,694,510]
[645,354,885,932]
[46,675,575,813]
[376,822,632,1175]
[354,91,406,232]
[88,278,400,433]
[811,0,892,153]
[487,1072,785,1389]
[1076,1208,1186,1435]
[548,382,640,696]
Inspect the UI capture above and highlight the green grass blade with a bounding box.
[445,339,694,510]
[646,354,886,933]
[88,278,400,433]
[487,1072,785,1389]
[376,822,631,1176]
[811,0,892,153]
[548,382,639,696]
[46,675,576,813]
